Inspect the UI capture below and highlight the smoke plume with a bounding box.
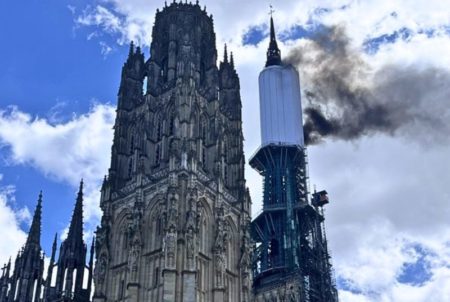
[284,25,450,145]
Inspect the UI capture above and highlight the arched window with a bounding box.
[156,117,163,141]
[200,117,207,140]
[224,166,228,185]
[118,280,125,300]
[155,144,161,165]
[153,267,159,288]
[129,135,135,154]
[202,146,207,168]
[122,232,128,251]
[169,116,175,136]
[32,279,38,302]
[199,216,207,254]
[143,76,148,95]
[269,238,279,268]
[128,158,133,178]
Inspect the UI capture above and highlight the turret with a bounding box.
[117,41,146,110]
[54,180,91,301]
[219,45,241,120]
[7,192,45,302]
[147,2,218,97]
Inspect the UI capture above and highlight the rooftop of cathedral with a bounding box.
[156,0,214,20]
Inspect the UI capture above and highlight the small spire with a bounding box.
[230,51,235,68]
[101,175,108,190]
[87,237,95,295]
[266,14,282,67]
[223,44,228,63]
[136,45,142,54]
[67,180,84,246]
[90,237,95,256]
[26,191,43,247]
[52,233,58,251]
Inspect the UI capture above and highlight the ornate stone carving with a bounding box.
[164,226,177,269]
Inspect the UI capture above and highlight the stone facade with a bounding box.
[93,2,252,302]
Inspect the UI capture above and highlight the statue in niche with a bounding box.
[165,225,177,268]
[129,243,140,282]
[185,227,195,268]
[95,255,107,284]
[214,249,225,287]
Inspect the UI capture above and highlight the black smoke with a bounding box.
[284,25,450,145]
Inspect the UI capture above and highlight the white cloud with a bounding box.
[0,184,28,266]
[0,103,115,224]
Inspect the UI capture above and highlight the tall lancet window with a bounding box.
[143,76,148,95]
[156,117,163,141]
[128,158,133,178]
[155,144,161,165]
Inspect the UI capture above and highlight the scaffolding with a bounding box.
[250,144,338,302]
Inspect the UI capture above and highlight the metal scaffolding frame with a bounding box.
[250,144,338,301]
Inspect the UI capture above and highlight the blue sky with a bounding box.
[0,0,126,254]
[1,1,450,301]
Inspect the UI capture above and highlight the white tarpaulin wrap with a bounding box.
[259,64,304,147]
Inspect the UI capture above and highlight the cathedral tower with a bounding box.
[250,17,339,302]
[93,2,252,302]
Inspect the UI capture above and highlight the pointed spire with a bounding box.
[87,238,95,295]
[6,258,10,276]
[266,15,282,67]
[67,180,84,246]
[45,233,57,289]
[223,44,228,63]
[51,233,57,259]
[230,51,235,68]
[26,191,43,247]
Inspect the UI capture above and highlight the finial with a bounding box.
[224,44,228,63]
[230,51,235,68]
[129,41,135,57]
[269,4,275,17]
[78,179,84,194]
[165,1,167,6]
[266,12,282,67]
[196,0,199,5]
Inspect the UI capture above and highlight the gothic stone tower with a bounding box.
[93,2,252,302]
[250,18,339,302]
